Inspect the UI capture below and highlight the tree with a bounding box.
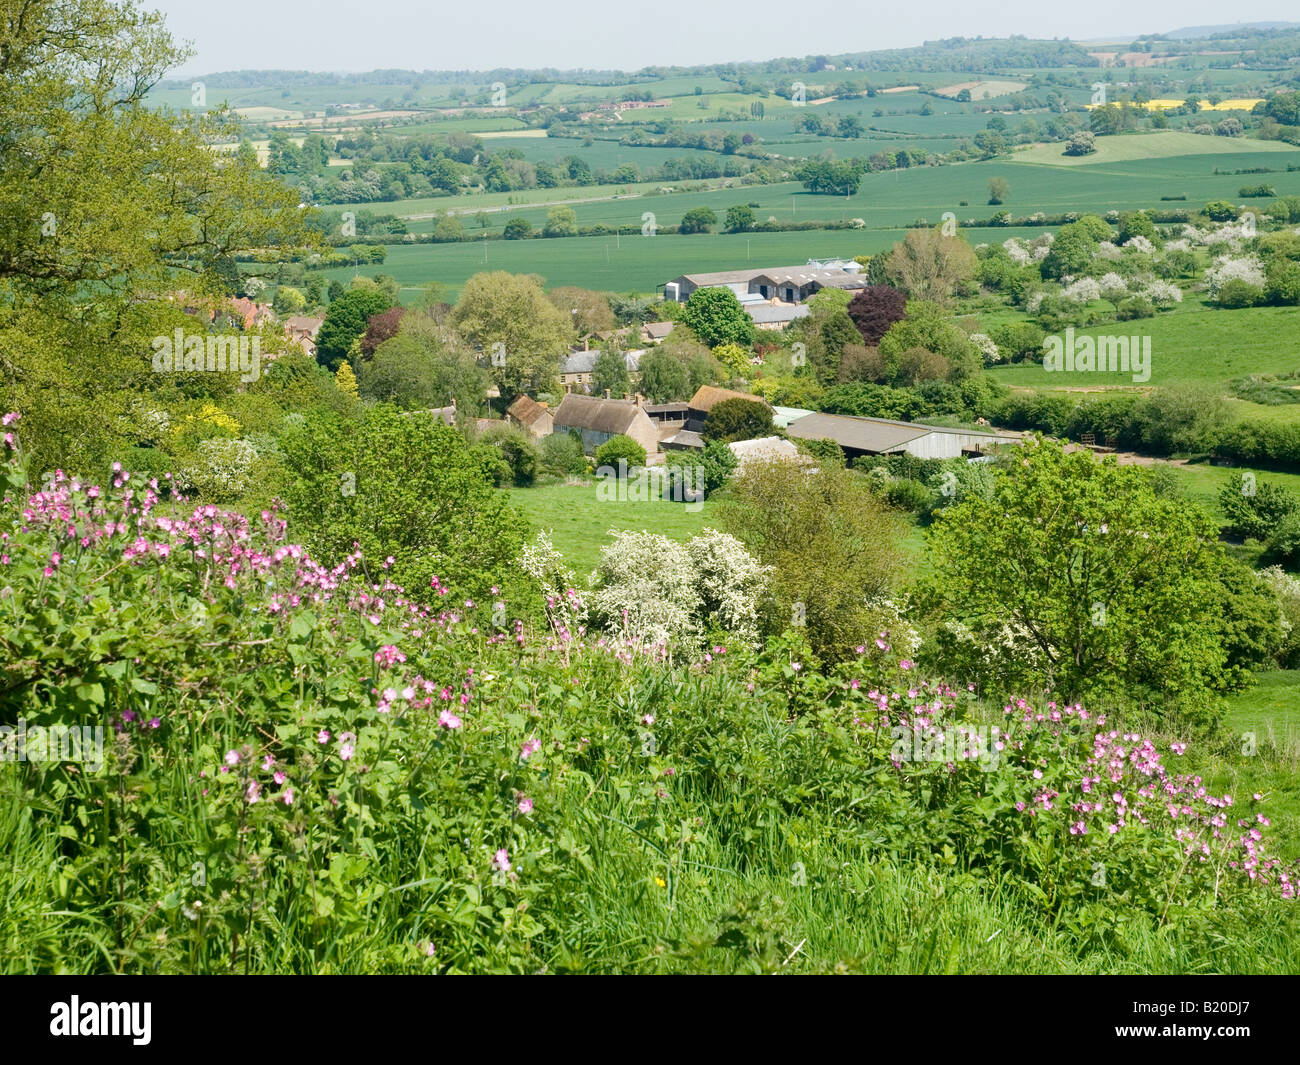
[450,271,573,400]
[591,348,631,397]
[637,348,692,402]
[720,459,905,662]
[360,305,407,357]
[680,207,718,234]
[680,287,756,348]
[725,205,757,232]
[883,227,978,305]
[1118,210,1158,245]
[503,218,533,239]
[279,407,527,603]
[316,289,395,371]
[1040,218,1104,280]
[987,177,1010,205]
[543,206,578,237]
[847,285,908,345]
[363,311,489,413]
[547,287,615,336]
[476,423,539,486]
[273,285,306,315]
[1064,131,1096,156]
[877,301,980,384]
[703,397,774,443]
[921,437,1239,717]
[334,361,359,399]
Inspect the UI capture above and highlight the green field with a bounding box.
[986,305,1300,391]
[1010,130,1300,167]
[507,480,718,577]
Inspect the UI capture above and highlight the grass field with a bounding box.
[1010,131,1300,167]
[986,305,1300,392]
[507,479,718,577]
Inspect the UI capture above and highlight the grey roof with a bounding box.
[785,412,1011,454]
[642,321,675,339]
[745,303,810,325]
[561,349,644,375]
[661,429,704,449]
[643,402,690,415]
[785,412,931,453]
[553,394,647,435]
[772,405,816,428]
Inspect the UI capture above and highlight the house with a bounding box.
[552,394,659,457]
[640,321,675,344]
[225,296,275,331]
[661,429,704,451]
[558,349,645,393]
[506,395,553,439]
[784,412,1014,461]
[284,314,325,358]
[727,436,802,472]
[686,385,771,434]
[284,315,324,342]
[745,302,810,330]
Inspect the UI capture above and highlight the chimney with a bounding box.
[635,393,644,408]
[604,389,611,400]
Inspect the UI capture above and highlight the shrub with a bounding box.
[540,431,587,475]
[594,434,647,470]
[1116,295,1155,320]
[478,423,540,487]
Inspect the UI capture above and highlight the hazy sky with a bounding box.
[146,2,1295,75]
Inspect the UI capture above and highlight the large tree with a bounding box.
[920,438,1273,716]
[315,289,395,372]
[883,227,977,304]
[450,271,573,400]
[680,287,756,349]
[0,0,314,474]
[847,285,908,345]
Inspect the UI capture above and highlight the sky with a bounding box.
[146,1,1297,76]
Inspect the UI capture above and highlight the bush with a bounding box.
[595,434,647,470]
[1216,279,1264,309]
[1116,295,1155,320]
[540,431,587,475]
[478,423,540,487]
[1219,478,1300,541]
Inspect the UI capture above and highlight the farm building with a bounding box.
[552,394,659,457]
[662,260,865,303]
[686,385,771,434]
[506,395,553,439]
[642,402,689,434]
[784,412,1013,461]
[727,436,801,472]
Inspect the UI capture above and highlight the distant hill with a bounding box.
[1162,21,1300,39]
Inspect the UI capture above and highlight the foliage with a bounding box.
[595,434,647,470]
[702,397,773,443]
[680,287,756,349]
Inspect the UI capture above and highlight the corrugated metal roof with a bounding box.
[785,412,930,453]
